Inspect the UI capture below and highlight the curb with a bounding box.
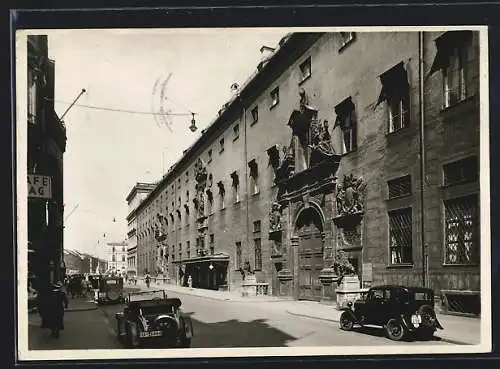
[285,310,473,346]
[151,285,285,303]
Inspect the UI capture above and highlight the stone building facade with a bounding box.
[133,31,481,314]
[106,241,128,275]
[27,35,67,287]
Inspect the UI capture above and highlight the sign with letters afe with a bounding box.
[28,174,52,199]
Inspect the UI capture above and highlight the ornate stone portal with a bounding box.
[270,89,342,300]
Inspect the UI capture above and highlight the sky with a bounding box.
[45,28,286,260]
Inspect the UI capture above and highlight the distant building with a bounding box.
[125,182,156,276]
[106,241,128,275]
[63,249,107,275]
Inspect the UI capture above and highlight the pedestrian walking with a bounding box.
[42,282,69,339]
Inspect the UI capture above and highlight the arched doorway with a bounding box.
[295,206,324,301]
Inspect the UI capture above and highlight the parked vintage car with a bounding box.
[339,285,443,341]
[115,290,193,348]
[96,276,124,305]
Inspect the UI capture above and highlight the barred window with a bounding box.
[443,156,478,186]
[444,195,479,265]
[388,175,412,199]
[236,242,242,270]
[389,208,413,265]
[253,220,261,233]
[254,238,262,270]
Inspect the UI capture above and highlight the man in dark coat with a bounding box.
[44,282,69,338]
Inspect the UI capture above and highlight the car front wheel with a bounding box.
[339,312,355,331]
[386,318,406,341]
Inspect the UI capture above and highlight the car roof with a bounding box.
[370,285,434,293]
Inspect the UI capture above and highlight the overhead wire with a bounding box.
[45,97,199,117]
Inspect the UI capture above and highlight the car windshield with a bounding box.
[129,290,165,302]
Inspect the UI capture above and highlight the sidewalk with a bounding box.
[146,281,285,303]
[146,281,482,346]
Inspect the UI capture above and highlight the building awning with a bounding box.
[172,252,230,265]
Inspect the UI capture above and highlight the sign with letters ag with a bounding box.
[28,174,52,199]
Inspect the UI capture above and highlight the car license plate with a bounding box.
[139,331,162,338]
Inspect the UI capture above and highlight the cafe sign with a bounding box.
[28,174,52,199]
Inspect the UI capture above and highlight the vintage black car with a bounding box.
[115,290,193,348]
[96,276,124,305]
[339,285,443,341]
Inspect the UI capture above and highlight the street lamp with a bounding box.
[189,113,197,132]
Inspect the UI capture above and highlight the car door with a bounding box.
[364,288,385,325]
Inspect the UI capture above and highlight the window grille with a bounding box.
[388,175,412,199]
[444,195,478,265]
[389,208,413,264]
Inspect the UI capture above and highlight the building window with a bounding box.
[208,149,213,163]
[378,62,410,133]
[253,220,261,233]
[230,171,240,203]
[219,138,225,153]
[112,255,116,262]
[270,87,280,108]
[248,159,259,195]
[233,124,240,141]
[122,255,125,262]
[209,234,214,255]
[389,208,413,265]
[186,190,190,202]
[179,243,182,261]
[388,175,412,199]
[236,242,242,270]
[251,106,259,125]
[339,32,356,50]
[177,178,181,189]
[334,97,357,154]
[187,241,191,259]
[185,171,189,183]
[443,156,478,187]
[430,31,475,108]
[299,57,312,83]
[254,238,262,271]
[444,195,478,265]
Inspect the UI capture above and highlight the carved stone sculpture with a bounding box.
[269,202,282,233]
[336,174,367,216]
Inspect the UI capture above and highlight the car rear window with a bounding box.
[413,291,433,301]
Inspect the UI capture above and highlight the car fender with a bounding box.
[180,315,194,338]
[340,309,358,323]
[399,314,413,330]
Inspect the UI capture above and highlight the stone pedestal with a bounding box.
[335,275,368,309]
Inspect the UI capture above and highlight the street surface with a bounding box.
[28,286,454,350]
